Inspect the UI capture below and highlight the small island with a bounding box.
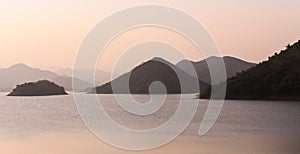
[7,80,67,96]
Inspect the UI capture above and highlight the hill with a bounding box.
[7,80,67,96]
[0,64,90,91]
[200,40,300,100]
[176,56,256,84]
[91,57,209,94]
[51,75,92,91]
[55,68,111,85]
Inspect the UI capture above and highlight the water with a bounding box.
[0,92,300,153]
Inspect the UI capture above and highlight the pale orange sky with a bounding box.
[0,0,299,72]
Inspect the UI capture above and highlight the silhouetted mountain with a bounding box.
[176,56,256,84]
[0,64,90,91]
[200,40,300,100]
[91,57,209,94]
[8,80,67,96]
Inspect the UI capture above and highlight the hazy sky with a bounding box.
[0,0,299,72]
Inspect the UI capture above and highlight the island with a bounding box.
[7,80,67,96]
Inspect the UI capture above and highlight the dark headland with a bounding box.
[200,40,300,101]
[7,80,67,96]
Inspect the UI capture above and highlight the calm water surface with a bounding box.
[0,92,299,154]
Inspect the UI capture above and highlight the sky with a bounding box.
[0,0,299,72]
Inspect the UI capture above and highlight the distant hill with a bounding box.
[0,64,57,91]
[0,64,90,91]
[176,56,256,84]
[55,68,112,85]
[200,40,300,100]
[51,75,92,91]
[91,57,209,94]
[7,80,67,96]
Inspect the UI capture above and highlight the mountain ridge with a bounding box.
[91,58,209,94]
[176,56,256,84]
[0,63,91,92]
